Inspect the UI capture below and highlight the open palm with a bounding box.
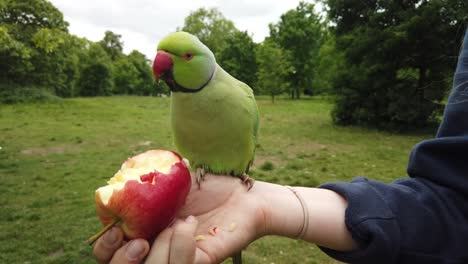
[173,173,266,263]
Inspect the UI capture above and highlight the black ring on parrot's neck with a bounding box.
[170,83,205,93]
[168,66,216,94]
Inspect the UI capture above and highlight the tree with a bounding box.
[269,2,324,99]
[31,28,88,97]
[256,40,293,102]
[0,26,33,86]
[99,30,123,61]
[127,50,156,95]
[0,0,68,42]
[217,31,257,88]
[78,63,112,97]
[61,35,89,97]
[312,32,345,95]
[0,0,162,101]
[111,50,163,96]
[179,8,238,54]
[0,0,71,91]
[77,43,113,96]
[113,56,139,94]
[327,0,467,130]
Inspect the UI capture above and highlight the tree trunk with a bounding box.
[296,88,301,99]
[418,65,427,98]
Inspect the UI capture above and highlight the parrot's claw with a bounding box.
[240,173,255,191]
[196,167,206,189]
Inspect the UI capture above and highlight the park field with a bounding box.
[0,96,432,263]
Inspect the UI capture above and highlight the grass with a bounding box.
[0,96,432,263]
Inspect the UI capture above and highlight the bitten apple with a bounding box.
[87,149,191,244]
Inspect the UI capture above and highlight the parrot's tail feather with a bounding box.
[245,159,254,174]
[232,251,242,264]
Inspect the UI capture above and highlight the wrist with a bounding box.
[250,181,357,251]
[250,181,305,238]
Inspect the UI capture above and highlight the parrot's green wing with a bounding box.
[239,81,259,140]
[238,81,259,167]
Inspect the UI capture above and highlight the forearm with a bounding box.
[253,181,357,251]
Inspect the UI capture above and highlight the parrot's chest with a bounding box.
[170,90,254,171]
[171,93,247,143]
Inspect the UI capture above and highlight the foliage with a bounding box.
[0,84,60,104]
[0,0,70,90]
[128,50,160,96]
[113,57,140,94]
[32,29,88,97]
[0,1,159,102]
[179,7,238,54]
[259,161,275,171]
[256,40,293,102]
[312,32,345,95]
[99,30,124,61]
[326,0,467,130]
[77,43,113,97]
[216,31,257,88]
[0,25,33,85]
[269,1,324,99]
[78,63,113,97]
[0,0,68,41]
[31,28,66,53]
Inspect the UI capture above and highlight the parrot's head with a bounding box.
[153,31,216,93]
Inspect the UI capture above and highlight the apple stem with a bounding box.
[87,218,122,245]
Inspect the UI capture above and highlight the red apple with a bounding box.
[87,149,191,244]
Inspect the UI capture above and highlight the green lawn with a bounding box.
[0,96,432,263]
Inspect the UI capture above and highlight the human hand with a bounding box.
[93,226,150,264]
[93,173,267,263]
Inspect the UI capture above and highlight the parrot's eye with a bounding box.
[183,51,194,61]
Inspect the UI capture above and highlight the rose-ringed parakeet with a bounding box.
[152,31,258,264]
[152,31,259,190]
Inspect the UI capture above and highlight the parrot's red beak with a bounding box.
[153,51,173,82]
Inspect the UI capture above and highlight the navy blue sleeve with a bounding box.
[318,29,468,264]
[319,177,468,263]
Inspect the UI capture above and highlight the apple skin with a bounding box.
[95,151,191,240]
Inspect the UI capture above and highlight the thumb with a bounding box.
[109,239,150,264]
[169,215,199,264]
[145,216,199,264]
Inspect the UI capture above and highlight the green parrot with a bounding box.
[152,31,259,189]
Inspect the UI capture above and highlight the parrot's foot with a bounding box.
[240,173,255,191]
[196,167,206,189]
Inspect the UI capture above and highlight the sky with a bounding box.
[48,0,321,60]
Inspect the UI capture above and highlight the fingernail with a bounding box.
[103,227,118,245]
[185,215,196,223]
[125,240,145,261]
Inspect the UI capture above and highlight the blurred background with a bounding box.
[0,0,467,263]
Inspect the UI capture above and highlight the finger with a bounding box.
[169,216,198,264]
[93,227,124,264]
[145,226,174,264]
[109,239,149,264]
[194,248,213,264]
